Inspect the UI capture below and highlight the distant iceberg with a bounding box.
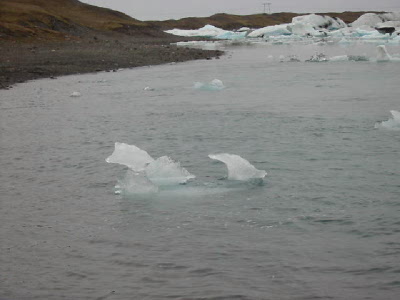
[375,110,400,130]
[209,153,267,181]
[166,24,229,38]
[167,12,400,44]
[194,79,225,91]
[247,24,291,38]
[376,45,392,61]
[352,12,400,28]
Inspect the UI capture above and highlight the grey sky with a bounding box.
[81,0,400,21]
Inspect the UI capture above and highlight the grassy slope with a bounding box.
[0,0,162,39]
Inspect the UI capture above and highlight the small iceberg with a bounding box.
[329,55,369,62]
[375,110,400,130]
[194,79,225,91]
[306,52,328,62]
[376,45,392,61]
[70,91,81,97]
[106,143,195,194]
[145,156,196,185]
[106,142,154,171]
[116,170,159,195]
[208,153,267,181]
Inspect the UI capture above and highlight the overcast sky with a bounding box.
[81,0,400,21]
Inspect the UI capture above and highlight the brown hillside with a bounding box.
[0,0,166,40]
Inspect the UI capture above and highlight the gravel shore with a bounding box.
[0,36,223,89]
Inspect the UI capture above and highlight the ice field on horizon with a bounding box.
[166,12,400,45]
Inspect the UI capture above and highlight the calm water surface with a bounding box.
[1,43,400,300]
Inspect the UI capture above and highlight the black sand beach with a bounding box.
[0,36,222,90]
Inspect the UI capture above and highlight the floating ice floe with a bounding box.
[375,110,400,130]
[209,153,267,181]
[306,52,328,62]
[166,24,229,38]
[329,55,369,62]
[106,143,195,194]
[70,92,81,97]
[376,45,392,61]
[106,142,154,171]
[194,79,225,91]
[145,156,196,185]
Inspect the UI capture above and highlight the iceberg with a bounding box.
[375,110,400,130]
[70,91,81,97]
[306,52,328,62]
[247,24,291,38]
[106,142,154,171]
[106,143,195,194]
[116,170,159,195]
[352,12,400,28]
[352,13,385,28]
[145,156,196,185]
[209,153,267,181]
[292,14,347,30]
[194,79,225,91]
[288,22,323,37]
[376,45,392,61]
[165,25,228,38]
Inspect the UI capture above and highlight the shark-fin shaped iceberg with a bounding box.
[209,153,267,181]
[106,142,154,171]
[375,110,400,130]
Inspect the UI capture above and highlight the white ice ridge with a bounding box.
[208,153,267,181]
[375,110,400,130]
[194,79,225,91]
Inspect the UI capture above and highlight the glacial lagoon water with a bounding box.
[1,42,400,300]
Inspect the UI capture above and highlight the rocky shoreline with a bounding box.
[0,36,223,90]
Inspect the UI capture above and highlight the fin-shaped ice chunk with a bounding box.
[145,156,196,185]
[375,110,400,130]
[116,170,159,195]
[376,45,392,61]
[106,142,154,171]
[208,153,267,181]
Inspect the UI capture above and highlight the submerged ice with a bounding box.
[208,153,267,181]
[375,110,400,130]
